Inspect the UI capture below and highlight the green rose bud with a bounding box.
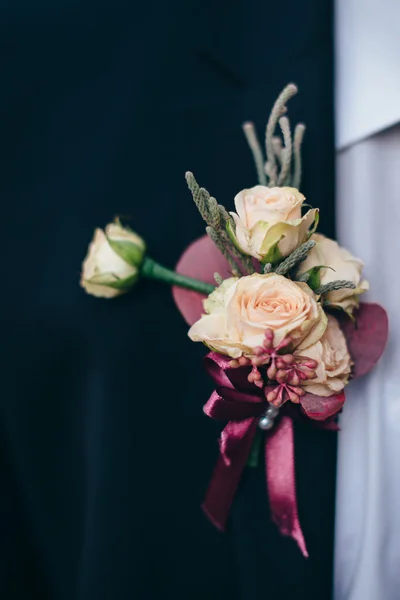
[81,221,146,298]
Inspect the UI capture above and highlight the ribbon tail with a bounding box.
[202,418,258,531]
[265,416,309,557]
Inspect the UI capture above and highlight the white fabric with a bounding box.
[335,0,400,149]
[334,126,400,600]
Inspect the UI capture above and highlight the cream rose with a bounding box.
[298,233,369,314]
[188,273,327,358]
[296,314,352,396]
[81,222,146,298]
[228,185,318,262]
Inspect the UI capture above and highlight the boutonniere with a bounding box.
[80,84,388,556]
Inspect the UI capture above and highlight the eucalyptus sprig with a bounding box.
[296,271,311,283]
[274,240,316,276]
[263,263,273,274]
[185,171,255,276]
[315,280,357,296]
[185,86,316,282]
[242,83,306,189]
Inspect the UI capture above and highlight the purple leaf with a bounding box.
[300,391,345,420]
[338,302,389,378]
[172,235,232,325]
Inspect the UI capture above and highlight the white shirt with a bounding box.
[335,0,400,150]
[335,1,400,598]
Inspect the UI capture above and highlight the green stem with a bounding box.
[247,429,263,468]
[142,257,215,295]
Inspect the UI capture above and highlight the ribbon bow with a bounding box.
[201,351,343,557]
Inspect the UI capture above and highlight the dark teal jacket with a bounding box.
[1,1,335,598]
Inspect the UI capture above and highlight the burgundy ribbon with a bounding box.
[202,352,310,555]
[265,416,308,556]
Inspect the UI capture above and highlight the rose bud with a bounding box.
[248,366,263,387]
[264,329,274,348]
[290,386,305,396]
[289,373,300,386]
[81,221,146,298]
[238,356,251,366]
[276,355,294,369]
[266,389,279,403]
[254,346,266,356]
[252,356,267,366]
[287,389,300,403]
[280,354,294,364]
[275,358,287,370]
[300,367,317,380]
[302,359,318,369]
[276,369,288,382]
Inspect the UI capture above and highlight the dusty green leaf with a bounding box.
[107,238,144,268]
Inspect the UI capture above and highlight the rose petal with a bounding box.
[337,302,389,378]
[172,235,232,325]
[300,391,345,420]
[259,208,318,257]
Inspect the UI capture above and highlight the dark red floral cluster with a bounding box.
[229,329,318,406]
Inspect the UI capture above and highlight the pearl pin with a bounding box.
[258,416,274,430]
[265,405,279,419]
[258,403,280,431]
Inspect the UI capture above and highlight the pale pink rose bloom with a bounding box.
[298,233,369,314]
[229,185,317,261]
[296,314,352,397]
[189,273,327,359]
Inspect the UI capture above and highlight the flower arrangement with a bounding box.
[81,84,388,556]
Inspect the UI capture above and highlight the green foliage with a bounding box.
[107,238,144,268]
[243,83,306,190]
[274,240,316,275]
